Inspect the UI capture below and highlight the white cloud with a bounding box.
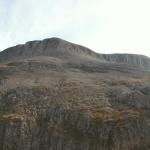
[1,0,150,57]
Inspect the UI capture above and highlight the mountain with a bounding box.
[0,38,150,150]
[1,37,150,68]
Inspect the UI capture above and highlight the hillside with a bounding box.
[1,38,150,67]
[0,38,150,150]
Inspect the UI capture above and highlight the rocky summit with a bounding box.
[0,37,150,150]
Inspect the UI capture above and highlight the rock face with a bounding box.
[102,53,150,67]
[0,38,100,62]
[0,38,150,150]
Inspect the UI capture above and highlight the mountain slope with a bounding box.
[0,37,150,68]
[0,38,150,150]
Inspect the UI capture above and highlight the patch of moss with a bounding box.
[90,108,139,127]
[79,101,140,126]
[0,114,25,122]
[97,77,150,87]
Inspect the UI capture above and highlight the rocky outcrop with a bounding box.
[102,54,150,67]
[0,38,100,62]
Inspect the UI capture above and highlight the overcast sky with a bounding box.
[1,0,150,56]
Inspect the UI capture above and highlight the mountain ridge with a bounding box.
[0,37,150,68]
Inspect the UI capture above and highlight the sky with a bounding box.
[1,0,150,57]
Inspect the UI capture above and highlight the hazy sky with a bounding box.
[1,0,150,56]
